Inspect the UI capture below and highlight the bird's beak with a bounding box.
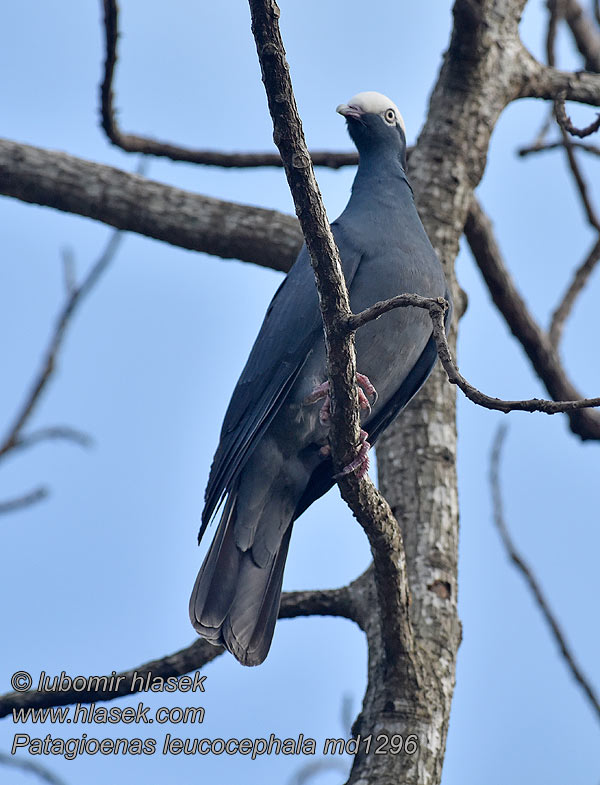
[336,103,364,120]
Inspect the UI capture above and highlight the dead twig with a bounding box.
[0,751,67,785]
[518,139,600,157]
[554,94,600,138]
[350,294,600,415]
[100,0,358,169]
[562,0,600,72]
[465,199,600,439]
[549,236,600,345]
[489,425,600,723]
[0,230,123,460]
[0,487,49,516]
[0,583,359,716]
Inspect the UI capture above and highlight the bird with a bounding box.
[189,91,452,666]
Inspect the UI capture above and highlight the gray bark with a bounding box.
[0,138,302,272]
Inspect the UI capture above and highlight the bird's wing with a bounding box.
[366,286,453,444]
[200,222,362,539]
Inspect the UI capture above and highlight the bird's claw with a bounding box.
[356,372,378,405]
[304,373,377,423]
[333,429,371,480]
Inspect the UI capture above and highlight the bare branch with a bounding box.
[0,230,123,459]
[347,293,450,332]
[100,1,359,169]
[562,0,600,72]
[465,198,600,439]
[519,53,600,104]
[0,751,67,785]
[430,306,600,413]
[555,94,600,138]
[0,585,359,717]
[248,0,419,693]
[542,3,600,347]
[0,487,48,516]
[549,237,600,345]
[518,139,600,157]
[0,138,303,272]
[0,427,93,464]
[61,246,76,295]
[546,0,564,67]
[561,131,600,230]
[350,293,600,415]
[489,425,600,723]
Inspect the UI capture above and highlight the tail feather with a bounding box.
[189,494,293,666]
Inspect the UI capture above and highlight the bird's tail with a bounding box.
[189,493,292,666]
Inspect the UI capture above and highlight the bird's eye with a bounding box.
[384,109,396,124]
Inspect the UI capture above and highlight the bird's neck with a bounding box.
[349,147,413,205]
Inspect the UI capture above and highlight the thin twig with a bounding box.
[0,584,358,716]
[465,199,600,439]
[549,236,600,345]
[546,0,564,67]
[489,425,600,722]
[349,293,600,415]
[555,94,600,138]
[518,139,600,157]
[100,0,358,169]
[0,487,48,516]
[562,0,600,71]
[0,230,123,459]
[0,427,92,465]
[0,751,67,785]
[543,13,600,348]
[560,129,600,230]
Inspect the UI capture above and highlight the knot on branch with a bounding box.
[260,42,279,57]
[292,152,310,169]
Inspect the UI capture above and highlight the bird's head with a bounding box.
[336,91,407,168]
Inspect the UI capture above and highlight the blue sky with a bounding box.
[1,1,599,784]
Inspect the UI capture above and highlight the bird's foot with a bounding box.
[305,380,332,425]
[305,373,377,425]
[334,429,371,480]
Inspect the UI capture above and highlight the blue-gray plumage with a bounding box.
[190,91,452,666]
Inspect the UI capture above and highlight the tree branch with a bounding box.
[464,198,600,438]
[247,0,418,694]
[0,230,123,460]
[100,0,359,169]
[562,0,600,72]
[549,236,600,344]
[0,751,67,785]
[543,4,600,347]
[350,293,600,415]
[0,138,303,272]
[554,94,600,139]
[0,585,359,717]
[519,54,600,104]
[0,487,48,516]
[0,426,92,463]
[489,425,600,723]
[518,139,600,157]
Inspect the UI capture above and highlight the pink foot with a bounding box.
[334,429,371,480]
[304,373,377,424]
